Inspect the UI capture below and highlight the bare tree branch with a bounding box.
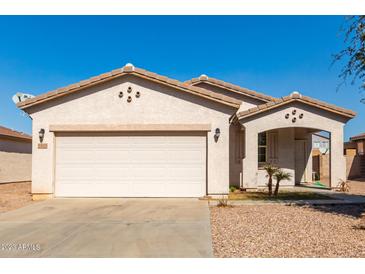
[333,16,365,103]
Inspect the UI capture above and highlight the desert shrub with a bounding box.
[217,196,229,207]
[229,186,238,193]
[337,179,350,192]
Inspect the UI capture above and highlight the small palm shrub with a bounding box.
[273,169,292,196]
[263,164,278,196]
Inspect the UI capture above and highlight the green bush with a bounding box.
[229,186,238,193]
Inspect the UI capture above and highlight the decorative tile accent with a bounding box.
[283,109,304,123]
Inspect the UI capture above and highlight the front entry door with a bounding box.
[295,140,308,184]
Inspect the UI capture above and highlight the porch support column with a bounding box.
[305,132,313,184]
[330,125,346,188]
[242,125,258,188]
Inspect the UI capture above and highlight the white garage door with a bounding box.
[55,133,206,197]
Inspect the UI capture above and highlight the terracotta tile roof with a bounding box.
[236,91,356,120]
[17,64,242,110]
[350,132,365,141]
[0,125,32,141]
[185,75,276,103]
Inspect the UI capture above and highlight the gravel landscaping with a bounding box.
[348,179,365,195]
[0,182,35,213]
[211,204,365,257]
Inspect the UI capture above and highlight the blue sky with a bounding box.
[0,16,363,140]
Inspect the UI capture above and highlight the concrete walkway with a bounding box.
[0,198,213,258]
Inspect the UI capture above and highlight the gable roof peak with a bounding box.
[236,92,356,120]
[17,65,242,110]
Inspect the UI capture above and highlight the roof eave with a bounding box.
[187,78,276,103]
[17,67,241,111]
[350,135,365,141]
[236,98,356,121]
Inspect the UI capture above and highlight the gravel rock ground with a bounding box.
[211,204,365,257]
[348,179,365,195]
[0,182,35,213]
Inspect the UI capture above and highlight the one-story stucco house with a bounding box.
[16,64,356,199]
[0,125,32,183]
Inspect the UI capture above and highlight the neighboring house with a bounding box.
[0,125,32,183]
[16,64,356,199]
[348,133,365,155]
[344,133,365,179]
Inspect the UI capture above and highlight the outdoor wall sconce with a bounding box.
[285,113,289,119]
[136,91,141,98]
[127,86,132,93]
[127,96,132,103]
[38,128,45,143]
[119,91,123,98]
[299,113,304,119]
[214,128,220,142]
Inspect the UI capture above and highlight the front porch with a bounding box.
[231,92,353,190]
[249,127,328,188]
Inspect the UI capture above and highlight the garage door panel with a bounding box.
[56,183,131,197]
[128,150,172,163]
[168,150,205,162]
[165,167,204,180]
[164,183,203,197]
[93,150,130,162]
[57,149,95,163]
[55,134,206,197]
[56,166,95,180]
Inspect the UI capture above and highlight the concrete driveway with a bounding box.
[0,198,213,257]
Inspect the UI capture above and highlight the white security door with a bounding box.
[55,133,206,197]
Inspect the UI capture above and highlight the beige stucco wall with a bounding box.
[194,83,265,188]
[346,155,363,179]
[0,151,32,183]
[194,82,265,110]
[239,101,348,188]
[0,137,32,183]
[0,138,32,153]
[27,75,238,195]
